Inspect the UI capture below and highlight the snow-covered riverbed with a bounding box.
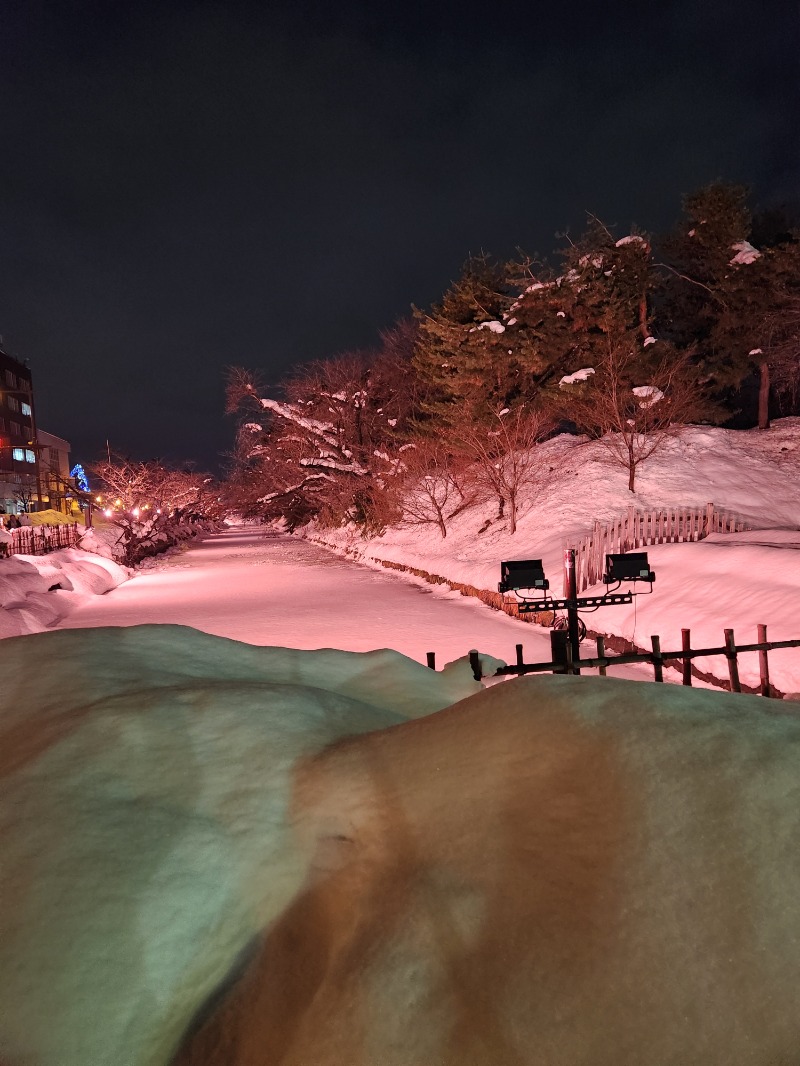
[58,525,558,670]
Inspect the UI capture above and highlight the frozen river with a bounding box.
[60,526,560,669]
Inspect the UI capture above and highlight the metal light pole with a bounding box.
[563,547,581,670]
[500,552,655,677]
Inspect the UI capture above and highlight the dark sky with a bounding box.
[1,0,798,473]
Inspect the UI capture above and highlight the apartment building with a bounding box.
[0,348,41,515]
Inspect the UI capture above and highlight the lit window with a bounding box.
[21,402,31,416]
[25,449,36,463]
[12,448,24,461]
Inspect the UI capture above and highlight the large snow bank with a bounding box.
[0,625,483,1066]
[0,548,130,637]
[2,625,800,1065]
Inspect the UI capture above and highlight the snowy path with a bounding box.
[60,527,564,669]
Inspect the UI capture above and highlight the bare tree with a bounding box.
[454,405,554,534]
[393,442,472,539]
[91,456,210,564]
[561,333,709,492]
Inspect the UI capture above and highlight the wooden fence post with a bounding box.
[469,649,482,682]
[705,501,714,537]
[681,629,692,686]
[757,624,771,697]
[426,652,436,670]
[724,629,741,693]
[651,635,664,682]
[596,635,607,676]
[551,630,569,674]
[515,644,524,672]
[564,639,576,675]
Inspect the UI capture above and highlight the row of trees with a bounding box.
[90,458,221,564]
[226,183,800,536]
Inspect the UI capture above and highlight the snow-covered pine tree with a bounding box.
[411,254,522,429]
[658,182,800,428]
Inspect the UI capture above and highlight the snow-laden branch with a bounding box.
[256,473,334,503]
[259,398,340,447]
[299,457,368,474]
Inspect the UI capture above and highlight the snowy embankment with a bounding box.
[0,520,219,638]
[307,421,800,693]
[0,545,130,638]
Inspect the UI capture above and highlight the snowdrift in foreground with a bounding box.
[0,548,130,638]
[2,625,800,1066]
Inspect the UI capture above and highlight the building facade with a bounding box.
[37,429,74,513]
[0,348,41,515]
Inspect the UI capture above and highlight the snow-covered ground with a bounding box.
[309,420,800,693]
[0,547,130,638]
[3,624,800,1066]
[52,528,551,666]
[2,422,799,692]
[2,421,800,1065]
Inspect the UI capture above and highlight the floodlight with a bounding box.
[498,559,549,594]
[602,552,655,584]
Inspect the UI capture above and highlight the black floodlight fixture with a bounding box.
[498,559,549,594]
[603,552,655,585]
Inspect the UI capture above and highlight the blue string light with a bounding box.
[70,463,90,492]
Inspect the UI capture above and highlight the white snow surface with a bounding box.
[632,384,664,407]
[559,366,595,385]
[2,421,800,692]
[311,420,800,693]
[2,422,800,1064]
[0,548,130,638]
[2,627,800,1064]
[730,239,762,264]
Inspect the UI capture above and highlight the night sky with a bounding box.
[1,0,797,473]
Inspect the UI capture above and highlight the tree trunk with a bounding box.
[758,362,771,430]
[508,493,517,535]
[628,461,636,493]
[639,293,650,342]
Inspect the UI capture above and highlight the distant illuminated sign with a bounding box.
[70,463,90,492]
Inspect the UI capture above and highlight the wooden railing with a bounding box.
[1,523,81,558]
[571,502,750,592]
[466,625,800,699]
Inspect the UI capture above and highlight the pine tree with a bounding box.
[411,255,521,429]
[657,182,800,427]
[510,219,667,415]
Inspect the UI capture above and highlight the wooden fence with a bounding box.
[453,625,799,698]
[1,523,81,558]
[572,502,750,592]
